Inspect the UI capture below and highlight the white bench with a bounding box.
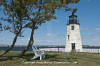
[31,46,45,60]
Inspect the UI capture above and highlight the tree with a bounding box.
[0,0,80,57]
[0,22,2,31]
[18,0,80,57]
[0,0,28,56]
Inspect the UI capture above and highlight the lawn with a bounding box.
[0,51,100,66]
[70,52,100,60]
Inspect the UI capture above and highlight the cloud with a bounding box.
[81,27,100,31]
[18,37,30,41]
[82,33,100,46]
[90,34,100,45]
[45,33,53,37]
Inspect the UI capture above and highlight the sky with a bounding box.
[0,0,100,46]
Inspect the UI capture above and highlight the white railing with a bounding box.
[40,48,100,53]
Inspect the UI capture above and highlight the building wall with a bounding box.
[65,24,83,52]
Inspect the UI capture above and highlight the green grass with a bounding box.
[0,51,100,66]
[70,52,100,60]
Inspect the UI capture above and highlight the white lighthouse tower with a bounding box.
[65,13,83,52]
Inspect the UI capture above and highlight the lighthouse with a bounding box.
[65,13,83,52]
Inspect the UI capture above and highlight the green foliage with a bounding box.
[65,8,78,14]
[1,0,80,31]
[0,0,2,3]
[0,23,3,31]
[2,0,27,35]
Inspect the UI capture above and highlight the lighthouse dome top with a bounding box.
[68,13,79,25]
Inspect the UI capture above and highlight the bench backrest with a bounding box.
[32,46,42,56]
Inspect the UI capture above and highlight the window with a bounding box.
[71,26,74,30]
[69,17,77,20]
[68,35,70,40]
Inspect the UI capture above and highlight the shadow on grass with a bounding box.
[23,53,59,61]
[0,58,8,62]
[46,54,58,61]
[0,52,34,62]
[0,51,77,62]
[23,53,34,60]
[0,56,18,62]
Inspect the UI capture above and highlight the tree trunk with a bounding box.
[19,28,34,57]
[0,27,22,56]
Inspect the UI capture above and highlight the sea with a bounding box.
[0,45,100,53]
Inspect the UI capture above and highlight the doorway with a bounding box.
[72,43,75,52]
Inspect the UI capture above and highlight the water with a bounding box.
[0,45,100,53]
[0,46,32,51]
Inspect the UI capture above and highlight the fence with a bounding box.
[83,48,100,53]
[40,48,100,53]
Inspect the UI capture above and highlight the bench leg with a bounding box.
[40,55,42,60]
